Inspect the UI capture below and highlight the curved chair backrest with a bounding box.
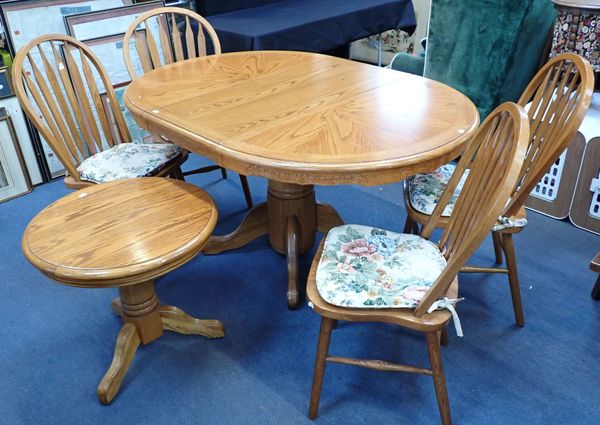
[504,52,595,217]
[123,7,222,80]
[12,34,131,180]
[415,102,530,316]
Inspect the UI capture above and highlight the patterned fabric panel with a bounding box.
[315,224,446,308]
[407,164,469,216]
[77,143,181,184]
[408,164,528,231]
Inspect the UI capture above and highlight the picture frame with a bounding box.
[0,106,32,202]
[0,67,13,98]
[63,32,146,88]
[1,0,131,54]
[64,0,164,41]
[0,0,134,180]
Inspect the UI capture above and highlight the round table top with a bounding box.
[22,178,217,288]
[125,51,479,186]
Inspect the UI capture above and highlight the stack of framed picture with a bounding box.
[0,0,192,185]
[0,105,31,202]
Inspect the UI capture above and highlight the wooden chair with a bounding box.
[403,53,595,326]
[123,7,253,209]
[11,34,188,190]
[307,102,530,425]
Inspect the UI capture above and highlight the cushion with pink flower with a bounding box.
[315,224,447,309]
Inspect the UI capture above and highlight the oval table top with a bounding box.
[22,178,217,287]
[125,51,479,186]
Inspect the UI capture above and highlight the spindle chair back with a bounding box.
[123,7,221,80]
[12,34,131,182]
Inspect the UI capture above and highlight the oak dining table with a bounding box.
[124,50,479,309]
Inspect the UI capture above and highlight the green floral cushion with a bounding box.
[315,224,447,309]
[77,143,181,184]
[408,164,469,216]
[408,164,528,231]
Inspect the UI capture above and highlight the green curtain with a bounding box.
[424,0,556,119]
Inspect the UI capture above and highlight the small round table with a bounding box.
[22,177,223,404]
[124,51,479,308]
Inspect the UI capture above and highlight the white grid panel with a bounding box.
[531,150,567,201]
[589,172,600,219]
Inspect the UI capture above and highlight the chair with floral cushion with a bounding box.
[11,34,188,190]
[306,102,530,425]
[122,6,253,209]
[403,52,595,327]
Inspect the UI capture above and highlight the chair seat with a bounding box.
[315,224,448,309]
[408,164,528,231]
[407,163,469,216]
[77,143,182,184]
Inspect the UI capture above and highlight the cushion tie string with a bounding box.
[427,297,464,337]
[492,215,528,232]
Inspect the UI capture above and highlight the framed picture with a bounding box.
[0,107,32,202]
[0,0,134,180]
[0,67,13,98]
[134,0,193,7]
[63,32,146,88]
[1,0,131,54]
[64,1,164,41]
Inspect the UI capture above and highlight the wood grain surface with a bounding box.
[124,51,479,185]
[22,177,217,287]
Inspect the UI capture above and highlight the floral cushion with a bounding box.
[315,224,447,309]
[77,143,181,184]
[408,164,528,231]
[408,164,469,216]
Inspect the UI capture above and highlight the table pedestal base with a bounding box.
[99,281,225,404]
[204,180,343,308]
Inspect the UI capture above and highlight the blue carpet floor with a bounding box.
[1,154,599,425]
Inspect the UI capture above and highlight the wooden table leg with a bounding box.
[97,322,140,405]
[203,203,269,254]
[97,281,225,404]
[268,181,316,309]
[160,305,225,338]
[203,180,344,309]
[286,216,300,308]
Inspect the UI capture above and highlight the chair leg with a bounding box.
[501,233,525,327]
[440,326,449,347]
[425,331,452,425]
[308,317,335,420]
[239,174,253,209]
[170,166,185,181]
[592,275,600,300]
[412,220,420,235]
[492,231,503,265]
[220,167,228,179]
[403,215,414,234]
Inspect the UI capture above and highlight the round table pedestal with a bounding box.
[204,180,343,308]
[98,281,225,404]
